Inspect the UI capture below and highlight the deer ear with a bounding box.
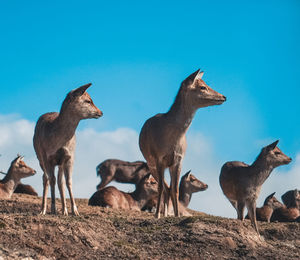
[270,192,276,197]
[266,140,279,151]
[72,83,92,97]
[183,69,201,86]
[195,71,204,81]
[294,189,300,199]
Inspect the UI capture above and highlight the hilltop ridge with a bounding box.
[0,194,300,259]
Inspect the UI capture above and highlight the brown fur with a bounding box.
[33,83,102,215]
[245,192,283,222]
[14,183,38,196]
[89,174,158,211]
[96,159,149,190]
[220,140,291,234]
[0,156,36,199]
[139,70,226,218]
[271,189,300,222]
[143,170,208,213]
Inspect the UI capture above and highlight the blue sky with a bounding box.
[0,1,300,216]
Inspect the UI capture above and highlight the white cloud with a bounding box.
[0,114,298,219]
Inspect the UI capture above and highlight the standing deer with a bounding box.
[0,155,36,199]
[96,159,149,190]
[219,140,292,234]
[271,189,300,222]
[33,83,102,215]
[245,192,283,222]
[89,173,158,211]
[139,69,226,218]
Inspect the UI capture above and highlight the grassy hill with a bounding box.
[0,194,300,259]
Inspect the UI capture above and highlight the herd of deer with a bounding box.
[0,69,299,236]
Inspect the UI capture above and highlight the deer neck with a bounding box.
[1,169,20,196]
[166,90,197,134]
[179,185,192,207]
[55,107,81,143]
[250,155,274,186]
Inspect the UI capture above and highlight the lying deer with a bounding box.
[33,83,102,215]
[271,189,300,222]
[245,192,283,222]
[1,171,38,196]
[142,170,208,213]
[14,183,38,196]
[88,173,158,211]
[219,140,291,234]
[96,159,149,190]
[139,69,226,218]
[0,155,36,199]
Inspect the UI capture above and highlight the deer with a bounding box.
[14,183,38,196]
[139,69,226,218]
[1,170,38,196]
[219,140,292,234]
[33,83,103,215]
[271,189,300,222]
[96,159,149,190]
[245,192,283,222]
[0,155,36,199]
[88,173,158,211]
[142,170,208,212]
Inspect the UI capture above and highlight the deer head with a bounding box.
[263,192,283,210]
[139,173,158,197]
[181,170,208,192]
[61,83,103,120]
[9,155,36,179]
[261,140,292,167]
[181,69,226,108]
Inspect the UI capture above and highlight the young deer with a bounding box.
[88,174,158,211]
[271,189,300,222]
[0,156,36,199]
[142,170,208,213]
[33,83,102,215]
[139,69,226,218]
[179,170,208,207]
[96,159,149,190]
[219,140,292,234]
[245,192,283,222]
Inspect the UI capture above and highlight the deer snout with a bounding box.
[202,184,208,190]
[94,109,103,118]
[222,95,226,101]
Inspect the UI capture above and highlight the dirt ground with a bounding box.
[0,194,300,259]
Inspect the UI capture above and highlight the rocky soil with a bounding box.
[0,194,300,259]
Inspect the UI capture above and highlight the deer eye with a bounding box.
[200,86,206,90]
[85,100,92,104]
[274,151,281,155]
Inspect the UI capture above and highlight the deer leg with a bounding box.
[96,175,114,190]
[40,173,49,215]
[58,165,68,216]
[246,200,259,235]
[64,160,79,216]
[163,182,170,217]
[47,166,56,215]
[237,201,245,221]
[155,165,165,219]
[169,164,181,217]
